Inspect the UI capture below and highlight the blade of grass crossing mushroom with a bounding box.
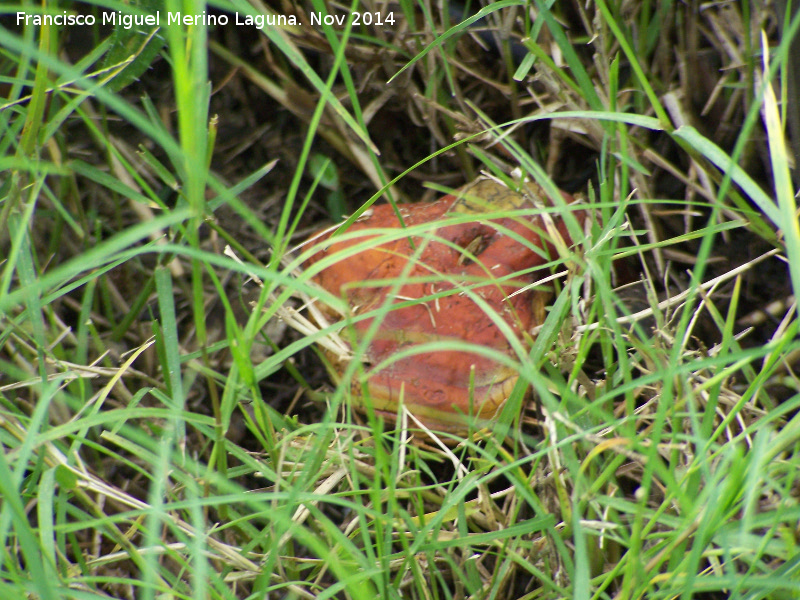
[467,102,586,244]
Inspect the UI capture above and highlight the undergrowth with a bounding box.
[1,1,800,599]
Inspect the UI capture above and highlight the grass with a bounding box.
[2,0,800,598]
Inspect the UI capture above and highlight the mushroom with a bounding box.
[303,178,587,432]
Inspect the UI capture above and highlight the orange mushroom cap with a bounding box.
[303,179,587,432]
